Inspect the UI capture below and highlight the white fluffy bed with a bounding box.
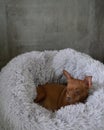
[0,48,104,130]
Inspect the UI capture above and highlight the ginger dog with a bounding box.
[34,70,92,111]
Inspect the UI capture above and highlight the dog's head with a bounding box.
[63,70,92,105]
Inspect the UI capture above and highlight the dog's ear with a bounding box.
[63,70,72,82]
[84,76,92,88]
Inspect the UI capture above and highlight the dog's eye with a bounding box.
[75,89,80,95]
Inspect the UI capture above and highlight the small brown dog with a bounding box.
[34,70,92,111]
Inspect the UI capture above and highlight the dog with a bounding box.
[34,70,92,111]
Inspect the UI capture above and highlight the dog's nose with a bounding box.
[66,97,71,101]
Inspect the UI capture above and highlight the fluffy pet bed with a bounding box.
[0,48,104,130]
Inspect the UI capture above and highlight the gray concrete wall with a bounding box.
[0,0,104,69]
[90,0,104,61]
[0,0,9,69]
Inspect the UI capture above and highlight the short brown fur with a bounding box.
[34,70,92,111]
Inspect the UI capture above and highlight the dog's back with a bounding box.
[35,83,66,110]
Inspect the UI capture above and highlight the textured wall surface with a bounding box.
[0,0,104,69]
[0,0,9,69]
[90,0,104,61]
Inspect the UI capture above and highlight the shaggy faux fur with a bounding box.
[0,48,104,130]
